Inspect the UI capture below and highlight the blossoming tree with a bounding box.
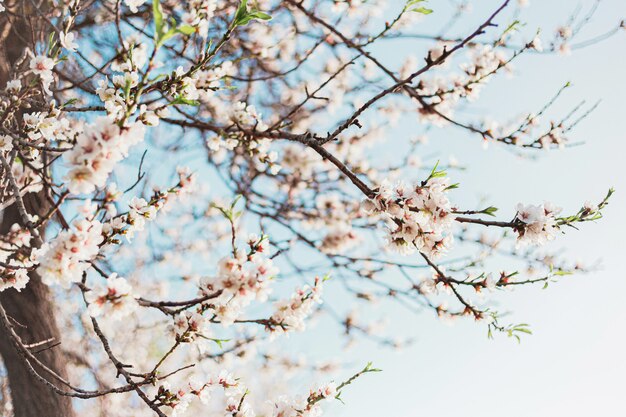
[0,0,621,416]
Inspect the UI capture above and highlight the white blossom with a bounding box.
[515,202,562,246]
[85,274,137,320]
[59,32,78,52]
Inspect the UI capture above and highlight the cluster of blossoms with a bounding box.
[420,269,500,297]
[9,155,44,196]
[310,194,361,255]
[409,35,538,132]
[191,61,235,102]
[96,76,137,119]
[98,34,155,118]
[270,382,337,417]
[203,95,281,173]
[199,234,278,326]
[30,173,194,292]
[96,68,140,119]
[514,202,562,246]
[171,310,211,344]
[318,225,358,254]
[85,273,137,320]
[29,55,55,95]
[23,108,72,142]
[555,25,573,55]
[279,144,323,183]
[463,45,510,78]
[14,171,195,295]
[271,277,324,334]
[0,135,12,154]
[101,195,161,242]
[271,396,323,417]
[206,133,239,163]
[0,224,34,292]
[312,382,338,401]
[408,44,511,126]
[102,169,196,243]
[231,101,268,132]
[181,0,218,37]
[32,218,104,287]
[170,67,202,104]
[151,371,245,417]
[244,22,292,63]
[539,124,567,149]
[124,197,159,240]
[153,59,236,108]
[364,176,454,257]
[124,0,147,13]
[64,116,146,194]
[208,132,281,175]
[0,145,44,194]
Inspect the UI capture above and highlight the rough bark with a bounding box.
[0,2,75,416]
[0,225,75,417]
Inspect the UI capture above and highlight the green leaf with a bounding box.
[363,362,382,373]
[247,11,272,21]
[427,160,447,181]
[230,194,243,210]
[48,32,57,51]
[153,0,164,40]
[62,98,78,107]
[177,25,196,35]
[233,0,272,27]
[482,206,499,217]
[171,95,200,106]
[153,1,195,48]
[405,0,433,14]
[158,27,177,46]
[211,338,230,348]
[502,20,522,36]
[149,73,167,83]
[234,0,249,24]
[428,160,439,176]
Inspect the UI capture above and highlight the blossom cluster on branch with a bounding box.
[364,172,455,257]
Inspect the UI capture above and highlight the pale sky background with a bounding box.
[282,1,626,416]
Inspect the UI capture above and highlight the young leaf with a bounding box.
[233,0,272,27]
[171,95,200,106]
[153,0,164,40]
[234,0,249,24]
[405,0,433,14]
[482,206,499,217]
[177,25,196,36]
[62,98,78,107]
[247,11,272,21]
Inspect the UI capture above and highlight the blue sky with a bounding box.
[311,1,626,416]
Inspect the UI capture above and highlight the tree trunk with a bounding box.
[0,2,75,416]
